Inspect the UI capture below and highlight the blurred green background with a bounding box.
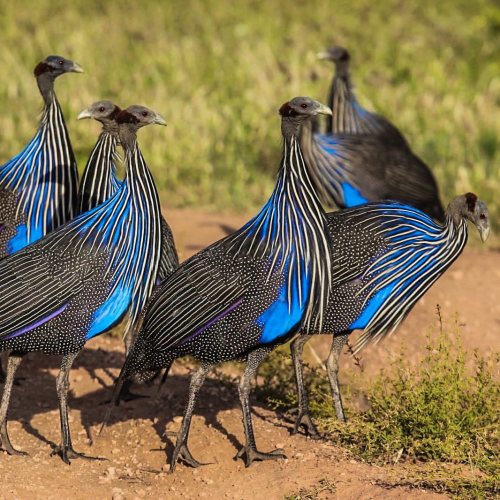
[0,0,498,222]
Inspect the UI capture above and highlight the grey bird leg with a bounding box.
[290,335,321,439]
[51,352,105,464]
[170,363,211,472]
[327,333,349,422]
[236,348,286,467]
[0,355,24,386]
[0,352,26,455]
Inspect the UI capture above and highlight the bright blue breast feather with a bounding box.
[317,134,339,155]
[257,260,310,344]
[316,135,368,206]
[341,182,368,206]
[349,282,396,330]
[313,134,365,207]
[70,149,160,339]
[0,132,46,252]
[0,132,43,186]
[348,203,453,338]
[71,192,136,338]
[0,100,77,252]
[86,283,132,339]
[349,242,435,330]
[238,194,312,343]
[225,135,331,334]
[7,223,43,253]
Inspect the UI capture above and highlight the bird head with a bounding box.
[77,100,121,133]
[279,96,332,120]
[115,105,166,150]
[449,192,490,242]
[279,97,332,136]
[317,46,350,77]
[34,55,84,79]
[318,45,350,64]
[116,105,167,128]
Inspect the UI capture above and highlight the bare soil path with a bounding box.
[0,208,498,500]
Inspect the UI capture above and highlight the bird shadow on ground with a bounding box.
[0,346,280,461]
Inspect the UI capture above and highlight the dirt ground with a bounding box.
[0,207,498,500]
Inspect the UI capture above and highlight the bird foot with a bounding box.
[170,442,210,473]
[51,445,107,465]
[235,445,286,467]
[291,410,322,439]
[0,434,28,457]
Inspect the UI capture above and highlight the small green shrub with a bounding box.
[257,324,499,497]
[326,335,498,474]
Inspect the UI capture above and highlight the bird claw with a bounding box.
[170,442,209,473]
[0,426,27,456]
[291,410,322,439]
[0,439,28,457]
[235,445,286,467]
[51,445,107,465]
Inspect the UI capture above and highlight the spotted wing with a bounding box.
[141,247,251,352]
[0,240,101,341]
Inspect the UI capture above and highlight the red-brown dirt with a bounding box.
[0,208,498,500]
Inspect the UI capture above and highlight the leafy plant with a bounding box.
[257,320,499,497]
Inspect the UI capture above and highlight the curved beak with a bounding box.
[77,108,92,120]
[317,51,331,61]
[478,224,491,243]
[316,103,333,116]
[153,113,167,126]
[70,62,84,74]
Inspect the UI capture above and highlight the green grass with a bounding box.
[0,0,498,221]
[256,322,499,498]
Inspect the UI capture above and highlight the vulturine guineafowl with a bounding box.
[290,193,490,436]
[0,55,82,383]
[77,101,180,401]
[300,46,445,221]
[106,97,334,471]
[0,105,165,464]
[318,46,407,142]
[77,101,122,214]
[77,101,179,283]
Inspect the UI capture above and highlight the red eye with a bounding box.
[300,103,308,108]
[58,59,64,66]
[98,106,105,112]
